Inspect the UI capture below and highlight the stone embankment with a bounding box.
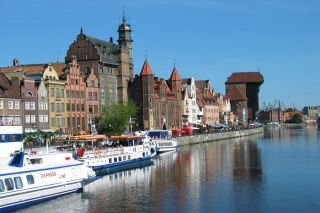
[175,127,264,146]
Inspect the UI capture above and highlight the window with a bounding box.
[8,101,13,109]
[61,89,64,98]
[39,102,43,110]
[88,92,92,100]
[44,115,48,122]
[76,91,79,98]
[25,115,30,123]
[67,103,70,111]
[61,103,64,112]
[39,115,43,122]
[77,103,80,111]
[41,91,46,97]
[71,91,74,98]
[81,91,84,98]
[86,53,90,59]
[26,175,35,185]
[31,115,35,123]
[51,103,54,112]
[72,103,75,111]
[100,80,104,87]
[56,102,60,112]
[71,79,74,85]
[0,179,4,192]
[91,80,94,87]
[26,91,33,97]
[44,103,48,110]
[50,88,54,97]
[94,105,98,114]
[0,101,3,109]
[81,104,84,112]
[4,178,14,191]
[56,88,60,98]
[57,117,61,126]
[25,102,30,110]
[94,92,97,100]
[30,102,35,110]
[89,105,92,113]
[51,118,54,126]
[66,90,69,98]
[99,67,103,73]
[61,118,65,127]
[76,79,79,85]
[15,101,19,109]
[101,91,105,100]
[14,177,23,189]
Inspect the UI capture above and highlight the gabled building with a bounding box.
[65,14,134,107]
[0,71,22,126]
[129,60,182,130]
[64,56,86,134]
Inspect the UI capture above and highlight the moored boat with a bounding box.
[147,130,179,154]
[0,116,97,213]
[56,134,157,176]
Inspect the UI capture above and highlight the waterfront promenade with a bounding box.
[175,126,264,146]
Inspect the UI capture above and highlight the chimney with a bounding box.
[11,77,21,96]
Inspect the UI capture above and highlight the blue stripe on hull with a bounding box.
[92,155,156,176]
[0,188,82,213]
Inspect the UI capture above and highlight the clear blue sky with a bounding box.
[1,0,319,110]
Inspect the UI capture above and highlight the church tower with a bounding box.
[140,60,155,130]
[117,10,134,78]
[168,65,182,128]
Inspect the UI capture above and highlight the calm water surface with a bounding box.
[17,125,320,213]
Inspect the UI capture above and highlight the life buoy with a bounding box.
[94,151,98,157]
[98,150,102,156]
[121,148,124,153]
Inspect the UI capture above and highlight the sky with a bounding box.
[0,0,319,110]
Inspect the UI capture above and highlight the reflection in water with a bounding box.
[17,126,320,213]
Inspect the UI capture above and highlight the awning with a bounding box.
[40,129,54,132]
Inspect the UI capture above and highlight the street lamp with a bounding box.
[78,124,80,130]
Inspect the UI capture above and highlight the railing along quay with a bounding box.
[174,126,264,146]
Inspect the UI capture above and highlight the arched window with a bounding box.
[26,91,33,97]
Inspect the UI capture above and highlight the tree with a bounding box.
[286,108,293,112]
[97,100,139,136]
[292,113,302,123]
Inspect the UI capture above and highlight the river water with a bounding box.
[17,125,320,213]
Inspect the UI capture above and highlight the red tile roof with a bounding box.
[169,67,181,81]
[140,60,154,75]
[225,85,248,101]
[1,63,68,77]
[225,72,263,83]
[0,72,20,98]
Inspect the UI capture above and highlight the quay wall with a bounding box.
[175,127,264,146]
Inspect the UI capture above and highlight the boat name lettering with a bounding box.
[41,172,56,178]
[59,174,66,179]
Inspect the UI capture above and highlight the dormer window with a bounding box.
[49,68,52,72]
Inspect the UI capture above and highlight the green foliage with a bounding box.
[264,120,270,125]
[292,113,302,123]
[97,100,139,136]
[286,108,293,112]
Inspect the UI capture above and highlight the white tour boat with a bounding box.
[147,130,179,154]
[0,116,97,213]
[56,133,157,176]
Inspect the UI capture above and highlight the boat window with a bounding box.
[26,175,35,185]
[71,168,78,177]
[4,178,14,191]
[0,179,5,192]
[123,156,126,161]
[114,157,117,163]
[128,155,131,160]
[143,152,145,157]
[0,135,5,142]
[118,157,122,162]
[14,177,23,189]
[109,158,112,163]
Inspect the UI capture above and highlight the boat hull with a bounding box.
[0,181,83,212]
[91,152,156,176]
